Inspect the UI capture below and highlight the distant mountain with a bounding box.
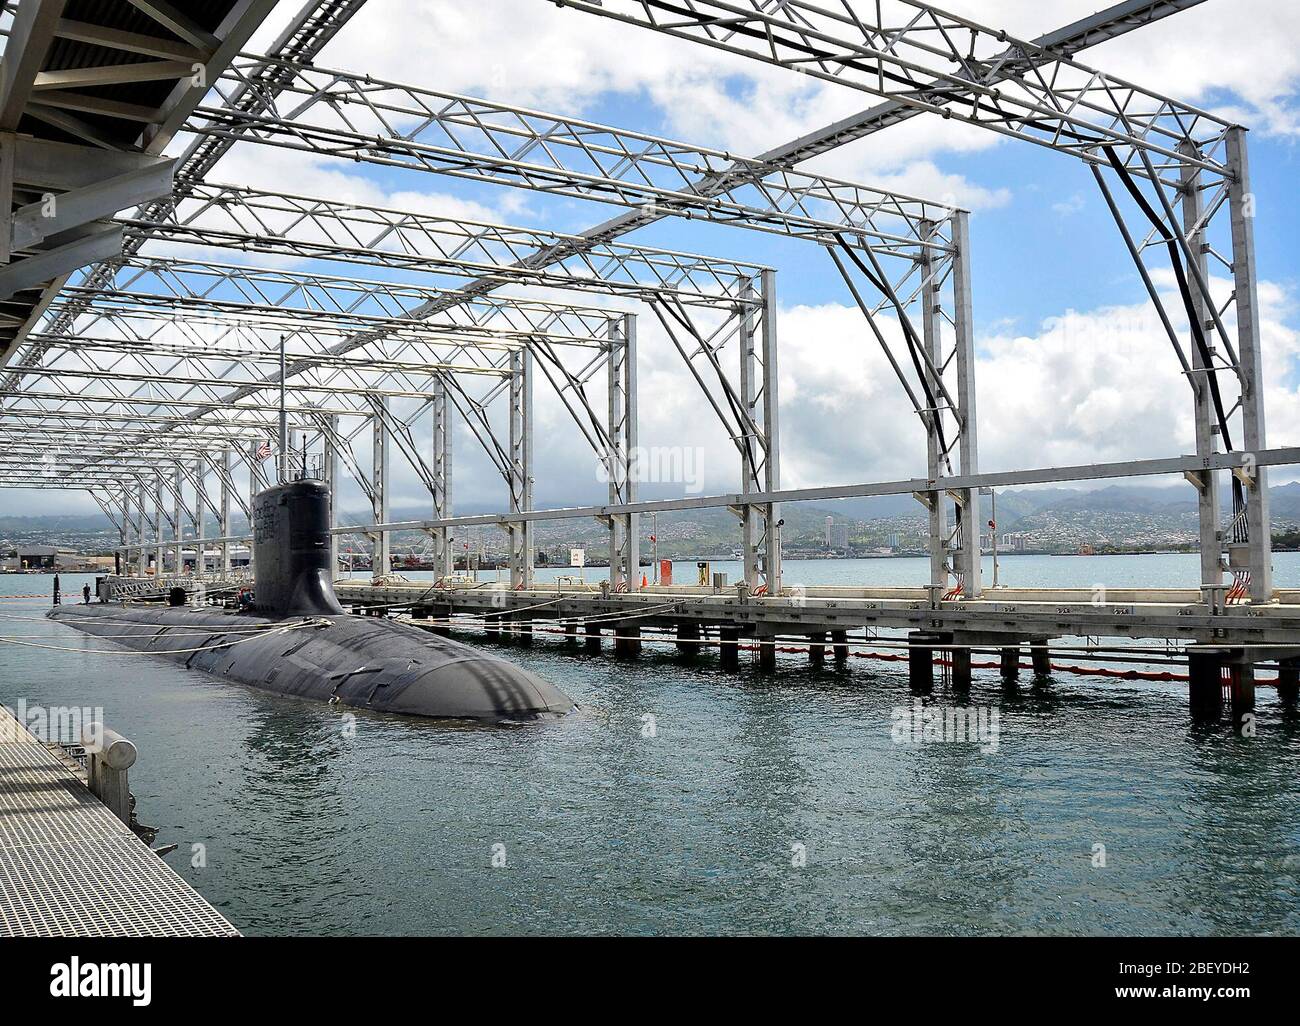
[4,479,1299,543]
[0,513,114,532]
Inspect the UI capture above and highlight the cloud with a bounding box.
[1051,194,1086,217]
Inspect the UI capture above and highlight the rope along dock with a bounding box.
[0,706,237,937]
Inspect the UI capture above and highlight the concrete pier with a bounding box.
[1188,650,1224,720]
[614,622,642,657]
[809,632,826,667]
[950,644,972,692]
[676,621,700,654]
[908,631,936,693]
[515,615,533,645]
[1279,658,1299,707]
[831,630,849,665]
[341,582,1300,720]
[719,626,740,670]
[564,622,579,647]
[1000,646,1020,683]
[1231,662,1256,722]
[1030,637,1051,677]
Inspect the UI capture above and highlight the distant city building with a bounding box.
[825,516,834,547]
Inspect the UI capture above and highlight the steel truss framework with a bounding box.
[553,0,1276,601]
[175,54,984,592]
[0,0,1289,607]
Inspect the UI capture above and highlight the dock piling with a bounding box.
[908,631,936,693]
[514,615,533,645]
[1000,645,1020,684]
[719,625,740,669]
[1231,662,1256,723]
[1278,658,1299,707]
[1188,650,1224,720]
[951,643,972,692]
[809,632,826,667]
[831,630,849,665]
[614,622,642,658]
[1030,637,1051,678]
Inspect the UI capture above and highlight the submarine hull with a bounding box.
[48,604,576,721]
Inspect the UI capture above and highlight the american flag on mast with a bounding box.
[255,438,272,462]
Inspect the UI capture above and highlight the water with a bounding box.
[2,554,1299,936]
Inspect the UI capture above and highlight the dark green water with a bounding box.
[2,554,1299,935]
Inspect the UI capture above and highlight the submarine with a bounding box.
[49,478,576,722]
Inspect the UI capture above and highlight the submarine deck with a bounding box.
[0,705,238,937]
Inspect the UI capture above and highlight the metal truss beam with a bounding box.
[119,183,764,308]
[556,0,1273,599]
[196,54,954,254]
[52,255,622,347]
[552,1,1231,183]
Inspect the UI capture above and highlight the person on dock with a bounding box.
[82,583,91,605]
[52,573,60,606]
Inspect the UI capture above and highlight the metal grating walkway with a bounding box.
[0,707,238,937]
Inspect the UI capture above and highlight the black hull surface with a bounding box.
[48,604,575,722]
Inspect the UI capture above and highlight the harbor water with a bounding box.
[2,552,1299,935]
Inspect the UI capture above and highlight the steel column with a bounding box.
[136,478,148,576]
[152,472,163,575]
[759,269,781,593]
[739,278,762,589]
[919,220,948,590]
[508,349,533,589]
[1179,142,1224,591]
[193,458,205,579]
[172,466,183,575]
[220,448,232,575]
[371,398,391,577]
[622,313,639,590]
[951,211,981,597]
[322,414,339,575]
[1226,127,1273,600]
[431,375,453,578]
[119,484,131,570]
[606,315,637,590]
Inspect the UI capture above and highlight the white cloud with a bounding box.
[1052,194,1086,217]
